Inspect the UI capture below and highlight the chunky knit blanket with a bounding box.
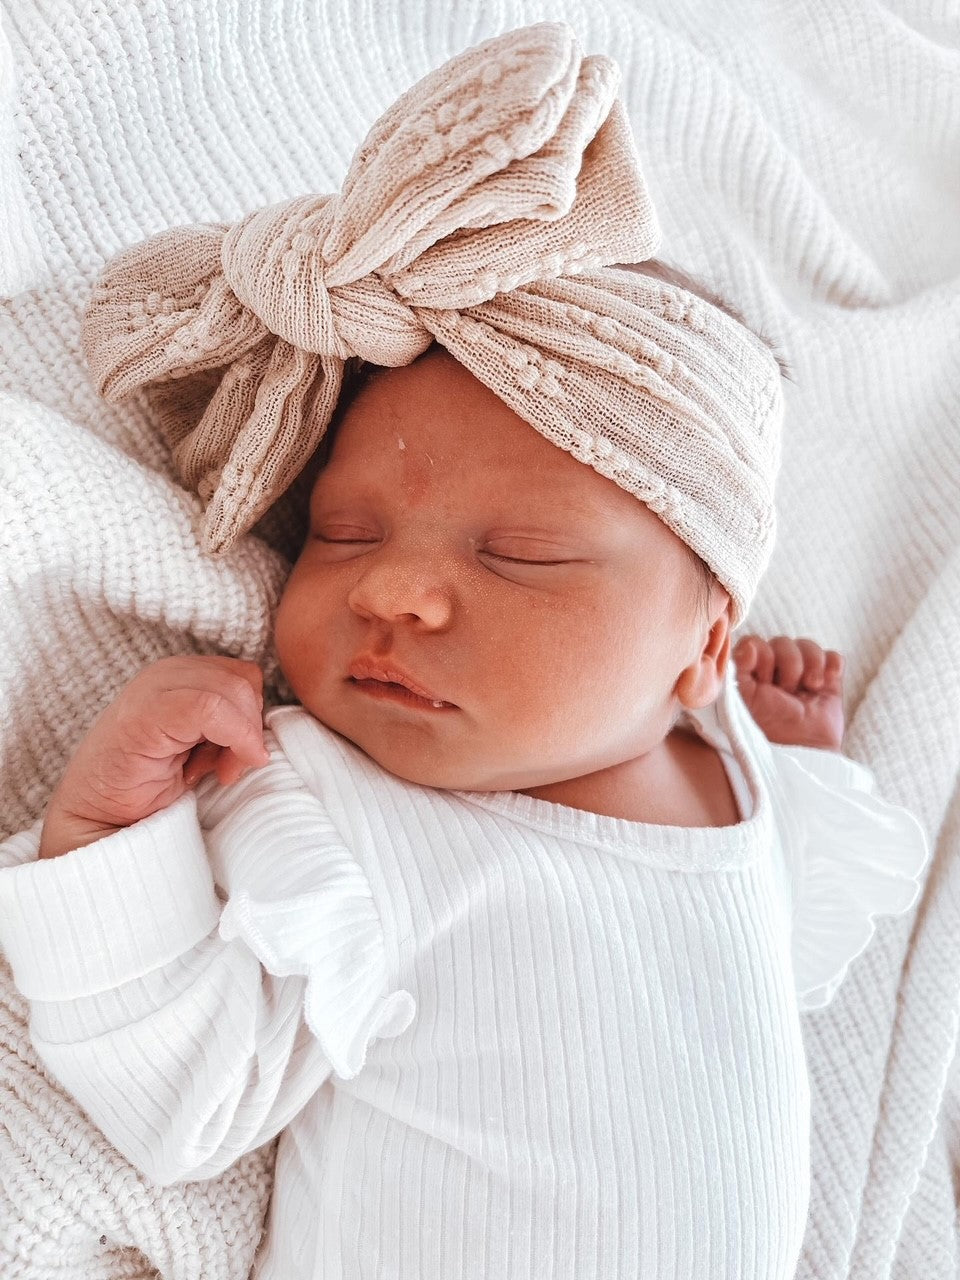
[1,1,958,1277]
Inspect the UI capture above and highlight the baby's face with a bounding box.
[274,346,728,793]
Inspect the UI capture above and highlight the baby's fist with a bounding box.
[733,634,845,751]
[38,655,271,860]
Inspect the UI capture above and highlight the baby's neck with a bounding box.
[517,725,739,828]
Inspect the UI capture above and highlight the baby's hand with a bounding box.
[38,655,271,859]
[732,635,845,751]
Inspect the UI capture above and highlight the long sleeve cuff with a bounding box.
[0,790,221,1000]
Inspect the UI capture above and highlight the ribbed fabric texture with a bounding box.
[0,672,929,1279]
[2,1,959,1277]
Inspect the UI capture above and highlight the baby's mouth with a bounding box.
[349,677,457,711]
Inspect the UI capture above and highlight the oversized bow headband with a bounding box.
[80,21,783,626]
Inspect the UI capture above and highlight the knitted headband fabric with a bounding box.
[79,20,783,628]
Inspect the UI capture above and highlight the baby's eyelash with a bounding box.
[315,537,564,565]
[486,554,565,565]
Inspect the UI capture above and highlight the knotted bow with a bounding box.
[81,22,659,553]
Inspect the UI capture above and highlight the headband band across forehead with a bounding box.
[80,20,783,627]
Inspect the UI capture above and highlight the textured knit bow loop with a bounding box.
[322,24,618,283]
[81,224,267,405]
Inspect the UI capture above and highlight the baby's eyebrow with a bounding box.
[311,473,619,527]
[311,499,620,538]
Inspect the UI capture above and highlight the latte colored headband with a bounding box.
[80,20,783,627]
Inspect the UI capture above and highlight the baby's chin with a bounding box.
[307,699,537,794]
[307,697,459,782]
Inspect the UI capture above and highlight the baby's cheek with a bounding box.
[275,576,339,685]
[273,584,308,675]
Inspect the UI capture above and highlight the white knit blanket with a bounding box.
[2,1,958,1277]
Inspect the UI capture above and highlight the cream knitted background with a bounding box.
[1,0,959,1277]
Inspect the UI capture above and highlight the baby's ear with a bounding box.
[675,614,731,711]
[714,623,733,685]
[703,580,732,650]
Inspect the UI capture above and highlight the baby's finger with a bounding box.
[733,636,757,671]
[769,636,804,692]
[187,655,265,704]
[156,686,269,769]
[215,750,252,787]
[156,662,264,740]
[183,739,221,786]
[185,739,262,788]
[194,690,269,767]
[749,636,776,685]
[762,632,798,686]
[822,650,845,695]
[795,638,826,691]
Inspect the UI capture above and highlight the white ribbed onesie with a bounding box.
[0,671,929,1279]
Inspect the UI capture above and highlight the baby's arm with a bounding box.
[732,634,845,751]
[0,657,335,1186]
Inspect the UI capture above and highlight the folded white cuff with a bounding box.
[0,791,220,1000]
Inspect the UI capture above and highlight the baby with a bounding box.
[0,338,918,1280]
[34,340,843,849]
[0,22,929,1280]
[37,340,844,860]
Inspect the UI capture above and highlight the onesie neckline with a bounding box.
[447,670,772,870]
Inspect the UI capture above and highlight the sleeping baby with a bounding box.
[0,21,929,1280]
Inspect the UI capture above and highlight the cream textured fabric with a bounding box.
[0,945,275,1280]
[2,2,959,1278]
[78,21,783,628]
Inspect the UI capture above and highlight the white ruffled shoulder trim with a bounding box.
[766,743,932,1011]
[201,731,416,1080]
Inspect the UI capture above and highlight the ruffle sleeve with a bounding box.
[765,743,932,1012]
[200,741,417,1081]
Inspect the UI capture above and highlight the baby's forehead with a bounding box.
[327,351,569,470]
[318,348,669,538]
